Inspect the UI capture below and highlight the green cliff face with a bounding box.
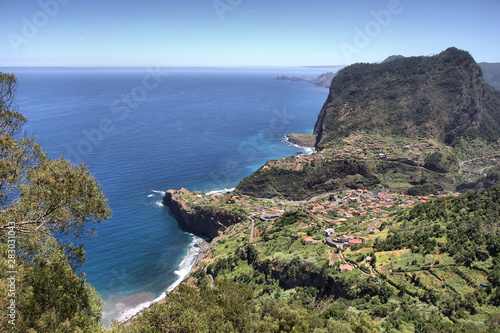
[313,47,500,149]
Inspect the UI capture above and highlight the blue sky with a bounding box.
[1,0,499,67]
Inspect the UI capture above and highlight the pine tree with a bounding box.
[0,72,111,332]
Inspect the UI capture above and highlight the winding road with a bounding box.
[249,217,255,243]
[363,217,384,234]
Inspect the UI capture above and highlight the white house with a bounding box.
[323,228,335,237]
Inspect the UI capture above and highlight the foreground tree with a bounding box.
[0,72,111,332]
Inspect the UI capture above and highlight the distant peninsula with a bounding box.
[275,72,337,88]
[276,57,500,92]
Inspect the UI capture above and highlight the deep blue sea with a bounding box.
[6,67,332,325]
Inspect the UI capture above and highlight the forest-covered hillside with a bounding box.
[313,47,500,149]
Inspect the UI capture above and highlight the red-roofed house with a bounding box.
[348,239,364,245]
[304,237,314,245]
[340,264,354,273]
[377,192,388,201]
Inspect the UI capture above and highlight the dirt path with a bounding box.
[204,265,215,290]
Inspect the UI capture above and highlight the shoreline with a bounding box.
[112,130,315,327]
[284,134,317,154]
[114,236,210,327]
[192,237,210,268]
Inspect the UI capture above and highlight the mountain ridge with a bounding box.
[313,47,500,149]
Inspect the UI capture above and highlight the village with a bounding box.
[263,134,445,172]
[178,184,458,275]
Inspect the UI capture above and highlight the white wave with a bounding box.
[114,235,203,323]
[206,187,236,196]
[155,201,165,207]
[147,194,154,197]
[151,190,166,194]
[283,136,316,155]
[116,300,154,323]
[303,147,315,155]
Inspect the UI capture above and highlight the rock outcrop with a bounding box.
[313,47,500,149]
[163,188,245,240]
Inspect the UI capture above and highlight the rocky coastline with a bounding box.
[163,188,245,240]
[285,133,317,150]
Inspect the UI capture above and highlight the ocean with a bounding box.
[7,67,331,325]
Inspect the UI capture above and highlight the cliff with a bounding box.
[163,188,246,239]
[313,47,500,149]
[384,57,500,90]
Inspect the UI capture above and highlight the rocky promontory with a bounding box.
[163,188,246,240]
[285,133,317,148]
[313,47,500,149]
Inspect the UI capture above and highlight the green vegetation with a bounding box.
[116,209,379,332]
[0,72,111,332]
[423,149,459,173]
[123,47,500,332]
[236,158,382,200]
[376,185,500,266]
[235,134,466,200]
[287,133,317,147]
[119,186,500,332]
[314,48,500,148]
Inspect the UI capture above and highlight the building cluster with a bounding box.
[260,138,448,175]
[262,154,327,171]
[307,189,402,219]
[325,235,365,249]
[306,188,457,219]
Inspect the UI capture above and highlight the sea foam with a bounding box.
[114,235,203,323]
[206,187,236,196]
[151,190,166,195]
[284,135,316,155]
